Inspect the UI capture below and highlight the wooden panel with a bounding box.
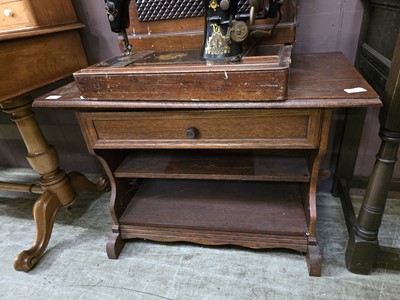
[0,30,87,102]
[120,225,308,251]
[355,0,400,97]
[23,0,77,27]
[128,26,296,52]
[73,45,291,102]
[78,109,322,149]
[114,149,310,182]
[379,31,400,131]
[126,0,297,51]
[75,67,289,101]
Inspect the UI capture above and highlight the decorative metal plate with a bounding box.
[135,0,251,22]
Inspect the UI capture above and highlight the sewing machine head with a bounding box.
[104,0,283,62]
[202,0,282,61]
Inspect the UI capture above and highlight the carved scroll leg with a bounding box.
[2,96,77,271]
[106,226,126,259]
[14,190,61,271]
[67,171,110,193]
[303,110,331,277]
[12,169,75,271]
[13,170,107,271]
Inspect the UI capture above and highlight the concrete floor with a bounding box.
[0,168,399,300]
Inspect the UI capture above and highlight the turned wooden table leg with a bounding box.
[346,128,400,274]
[1,95,107,271]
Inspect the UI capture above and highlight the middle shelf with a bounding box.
[114,149,311,182]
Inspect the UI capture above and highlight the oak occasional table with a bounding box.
[35,52,381,276]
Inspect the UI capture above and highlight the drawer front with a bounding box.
[78,109,323,149]
[0,1,31,30]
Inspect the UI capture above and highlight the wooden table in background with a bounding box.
[0,0,107,272]
[343,32,400,274]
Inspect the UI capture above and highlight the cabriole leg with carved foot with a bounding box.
[13,190,62,271]
[1,95,106,271]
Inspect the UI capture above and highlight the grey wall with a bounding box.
[1,0,371,188]
[71,0,120,64]
[295,0,364,62]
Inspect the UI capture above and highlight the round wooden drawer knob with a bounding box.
[186,127,199,139]
[3,9,13,17]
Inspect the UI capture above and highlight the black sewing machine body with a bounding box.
[202,0,282,61]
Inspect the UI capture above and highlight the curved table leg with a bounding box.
[1,95,105,271]
[14,190,61,271]
[106,230,126,259]
[307,238,322,276]
[68,171,110,193]
[303,110,332,276]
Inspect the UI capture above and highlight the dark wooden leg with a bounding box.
[346,128,399,274]
[106,228,126,259]
[1,95,104,271]
[306,237,322,276]
[375,246,400,270]
[302,110,332,277]
[86,149,139,260]
[337,178,357,235]
[105,178,139,259]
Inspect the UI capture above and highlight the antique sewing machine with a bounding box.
[104,0,283,61]
[74,0,295,101]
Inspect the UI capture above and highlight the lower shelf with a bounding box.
[119,179,309,251]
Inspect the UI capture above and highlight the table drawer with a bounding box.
[78,109,323,149]
[0,1,31,30]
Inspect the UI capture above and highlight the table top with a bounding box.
[34,52,381,109]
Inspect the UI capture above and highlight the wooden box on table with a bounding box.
[73,0,297,101]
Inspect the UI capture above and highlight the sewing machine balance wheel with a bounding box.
[231,21,249,43]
